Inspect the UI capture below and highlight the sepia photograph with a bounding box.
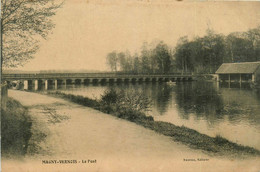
[1,0,260,171]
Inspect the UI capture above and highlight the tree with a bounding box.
[153,41,171,74]
[140,42,151,73]
[175,31,226,74]
[226,32,254,63]
[201,29,226,73]
[106,51,118,72]
[133,54,140,74]
[1,0,63,68]
[245,26,260,61]
[124,50,133,73]
[117,52,126,72]
[175,36,193,74]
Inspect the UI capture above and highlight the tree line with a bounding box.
[106,41,174,74]
[107,26,260,74]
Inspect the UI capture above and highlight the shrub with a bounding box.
[100,88,152,112]
[1,98,32,157]
[101,89,118,104]
[214,135,230,145]
[99,88,154,122]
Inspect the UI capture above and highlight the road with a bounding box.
[2,90,259,172]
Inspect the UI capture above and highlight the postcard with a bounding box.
[1,0,260,171]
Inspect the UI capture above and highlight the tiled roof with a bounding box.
[216,62,260,74]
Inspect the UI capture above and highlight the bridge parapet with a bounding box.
[2,73,193,80]
[3,72,195,90]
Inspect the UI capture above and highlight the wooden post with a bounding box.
[216,74,219,82]
[63,79,66,85]
[24,80,28,90]
[45,80,48,90]
[34,80,38,91]
[252,73,255,83]
[228,74,230,88]
[239,74,242,88]
[54,80,58,90]
[216,81,219,90]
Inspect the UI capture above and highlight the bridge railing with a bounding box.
[2,72,193,80]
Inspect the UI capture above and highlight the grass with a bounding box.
[47,91,260,158]
[1,98,32,158]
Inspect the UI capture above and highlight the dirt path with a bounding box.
[2,90,259,172]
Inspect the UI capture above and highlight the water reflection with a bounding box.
[219,82,252,89]
[155,84,172,115]
[175,82,225,123]
[174,82,260,126]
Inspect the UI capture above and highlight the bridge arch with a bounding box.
[108,78,115,84]
[138,78,143,83]
[83,79,91,84]
[116,78,123,83]
[66,79,73,85]
[164,78,169,82]
[75,79,82,85]
[100,78,107,84]
[56,79,63,85]
[145,78,150,82]
[158,78,163,82]
[152,78,157,82]
[131,78,137,83]
[176,78,181,82]
[170,78,175,82]
[92,79,99,84]
[37,80,44,89]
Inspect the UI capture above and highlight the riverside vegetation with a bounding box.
[48,89,260,158]
[1,98,32,157]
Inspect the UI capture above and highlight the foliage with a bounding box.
[100,88,152,113]
[1,98,32,157]
[106,26,260,74]
[174,27,260,74]
[152,41,172,74]
[1,0,63,67]
[175,30,227,74]
[106,41,174,74]
[106,51,118,72]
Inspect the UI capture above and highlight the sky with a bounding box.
[15,0,260,71]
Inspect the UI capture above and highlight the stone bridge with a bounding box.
[2,72,195,90]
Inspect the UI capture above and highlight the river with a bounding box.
[42,81,260,150]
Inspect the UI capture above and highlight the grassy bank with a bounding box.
[1,98,32,157]
[47,91,260,158]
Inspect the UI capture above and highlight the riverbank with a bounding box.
[47,91,260,158]
[1,98,32,158]
[3,90,260,172]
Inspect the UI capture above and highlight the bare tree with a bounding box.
[1,0,63,68]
